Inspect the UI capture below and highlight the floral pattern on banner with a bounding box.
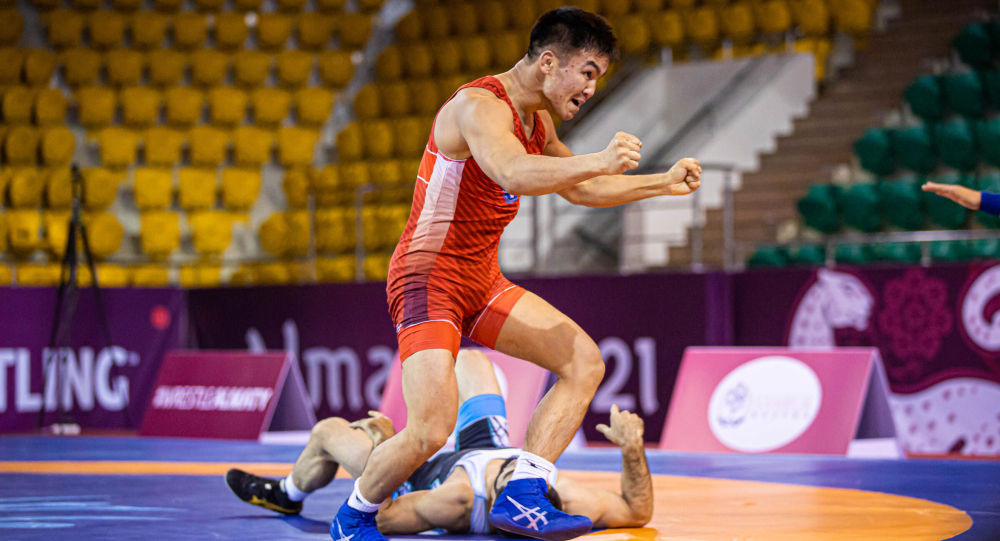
[878,268,953,382]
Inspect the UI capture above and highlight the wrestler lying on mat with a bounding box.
[225,349,652,535]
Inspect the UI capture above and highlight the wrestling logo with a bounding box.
[708,356,822,453]
[502,189,519,204]
[959,263,1000,358]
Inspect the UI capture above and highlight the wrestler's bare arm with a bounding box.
[542,117,702,207]
[375,482,473,534]
[437,90,640,197]
[556,405,653,528]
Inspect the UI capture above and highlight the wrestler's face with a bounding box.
[540,49,610,121]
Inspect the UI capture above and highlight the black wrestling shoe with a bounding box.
[225,468,303,515]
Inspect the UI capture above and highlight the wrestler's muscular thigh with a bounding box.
[492,291,604,462]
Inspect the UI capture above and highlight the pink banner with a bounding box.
[140,351,288,440]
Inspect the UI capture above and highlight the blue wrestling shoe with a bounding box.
[330,502,385,541]
[489,478,592,541]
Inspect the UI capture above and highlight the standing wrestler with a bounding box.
[332,7,701,541]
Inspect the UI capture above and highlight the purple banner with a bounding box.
[0,287,188,433]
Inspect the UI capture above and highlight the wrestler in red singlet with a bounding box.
[386,76,543,361]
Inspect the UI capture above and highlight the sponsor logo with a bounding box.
[150,385,273,412]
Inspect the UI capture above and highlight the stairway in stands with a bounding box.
[668,0,998,269]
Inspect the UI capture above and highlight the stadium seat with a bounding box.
[82,167,122,210]
[315,0,346,12]
[259,211,309,257]
[756,0,792,34]
[460,36,492,73]
[0,265,10,285]
[891,126,936,174]
[402,44,434,79]
[134,167,173,209]
[831,0,872,38]
[23,49,57,86]
[929,241,968,262]
[233,126,273,167]
[188,211,232,255]
[685,5,720,49]
[953,23,993,70]
[426,41,460,77]
[221,167,261,210]
[34,88,67,126]
[789,244,825,266]
[871,242,920,264]
[258,13,292,51]
[282,166,311,208]
[147,49,186,87]
[878,178,925,230]
[0,9,23,47]
[353,84,381,119]
[974,173,1000,228]
[922,175,971,229]
[144,126,185,166]
[234,50,271,87]
[336,122,363,161]
[376,82,411,118]
[277,0,307,12]
[45,9,84,49]
[276,49,313,88]
[76,86,117,128]
[121,86,162,128]
[111,0,142,12]
[944,71,986,117]
[393,117,427,157]
[194,0,225,12]
[188,126,229,166]
[0,47,24,86]
[60,48,102,87]
[316,255,355,282]
[368,159,402,191]
[297,13,334,50]
[797,184,841,234]
[105,48,145,86]
[313,165,347,206]
[178,263,222,288]
[338,161,369,191]
[6,208,42,255]
[747,245,788,267]
[44,210,70,256]
[190,49,230,87]
[153,0,183,11]
[215,12,249,50]
[8,167,44,207]
[41,126,75,166]
[491,32,524,68]
[97,127,139,169]
[139,210,180,258]
[88,10,126,49]
[934,118,978,171]
[418,5,450,40]
[649,10,685,50]
[394,11,423,43]
[164,86,204,127]
[173,12,207,50]
[131,264,169,286]
[45,167,72,209]
[315,206,355,253]
[410,79,442,116]
[338,13,373,49]
[837,182,881,232]
[975,117,1000,167]
[904,75,944,121]
[5,126,40,166]
[208,86,248,127]
[361,120,395,159]
[2,86,34,125]
[177,167,217,210]
[85,212,124,259]
[791,0,830,38]
[296,87,334,126]
[613,14,651,55]
[251,87,290,126]
[94,264,130,287]
[318,49,353,88]
[17,263,61,286]
[131,10,168,49]
[363,253,390,281]
[277,127,319,167]
[984,69,1000,108]
[834,243,874,265]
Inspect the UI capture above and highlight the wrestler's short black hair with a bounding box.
[527,7,619,63]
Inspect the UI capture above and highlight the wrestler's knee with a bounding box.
[310,416,349,443]
[565,336,605,394]
[408,422,453,458]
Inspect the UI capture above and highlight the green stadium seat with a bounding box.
[944,72,986,117]
[968,238,1000,258]
[835,243,874,265]
[873,242,921,264]
[953,23,993,70]
[878,178,925,230]
[974,173,1000,228]
[838,182,881,232]
[904,75,944,121]
[922,175,971,229]
[890,126,936,174]
[934,118,978,171]
[929,240,968,262]
[797,184,841,234]
[854,128,894,176]
[983,70,1000,107]
[790,244,825,266]
[747,245,789,268]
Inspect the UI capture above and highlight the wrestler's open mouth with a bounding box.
[571,97,582,107]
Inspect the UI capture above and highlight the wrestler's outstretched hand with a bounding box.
[595,404,645,450]
[665,157,701,195]
[350,410,396,447]
[601,131,643,174]
[922,181,981,210]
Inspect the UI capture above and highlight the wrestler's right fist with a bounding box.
[601,131,642,175]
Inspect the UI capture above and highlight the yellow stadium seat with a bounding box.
[97,126,139,169]
[363,253,389,281]
[132,264,170,286]
[234,50,270,87]
[276,50,313,88]
[134,167,173,209]
[121,86,162,128]
[45,167,71,209]
[0,47,24,85]
[312,163,341,201]
[6,209,41,254]
[179,263,222,288]
[792,0,830,38]
[353,83,380,119]
[208,86,248,127]
[437,74,469,99]
[297,14,334,50]
[46,9,84,49]
[153,0,183,12]
[394,11,423,43]
[131,10,168,49]
[112,0,142,11]
[2,86,34,124]
[0,9,23,47]
[315,207,356,253]
[685,5,721,48]
[24,49,57,86]
[335,121,363,161]
[375,46,402,81]
[277,127,318,167]
[17,263,60,286]
[60,48,101,87]
[34,87,68,125]
[361,120,395,159]
[318,49,353,88]
[85,212,123,259]
[188,211,232,254]
[8,167,43,207]
[338,13,372,49]
[0,264,10,285]
[368,159,402,188]
[259,211,309,257]
[402,44,433,79]
[419,5,450,40]
[173,12,207,50]
[832,0,872,37]
[178,167,217,210]
[315,0,346,12]
[75,86,116,128]
[105,48,144,86]
[492,32,524,68]
[295,87,333,126]
[254,261,294,285]
[479,1,509,33]
[143,126,185,166]
[45,211,70,256]
[234,0,263,11]
[188,125,229,166]
[338,161,369,191]
[257,13,292,51]
[83,167,122,210]
[276,0,307,12]
[410,79,442,115]
[88,10,126,49]
[72,0,101,9]
[139,210,180,258]
[147,49,186,87]
[399,157,420,181]
[95,263,130,287]
[756,0,792,34]
[232,125,273,167]
[460,36,491,73]
[164,86,204,127]
[250,87,290,126]
[41,127,75,166]
[214,12,248,50]
[720,2,756,44]
[220,167,261,210]
[5,127,40,166]
[194,0,225,12]
[430,40,462,76]
[316,255,355,282]
[190,48,229,87]
[393,117,427,157]
[357,0,382,13]
[650,10,685,49]
[282,166,311,208]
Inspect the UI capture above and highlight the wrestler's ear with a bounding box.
[539,50,557,74]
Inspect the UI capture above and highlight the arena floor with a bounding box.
[0,436,998,540]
